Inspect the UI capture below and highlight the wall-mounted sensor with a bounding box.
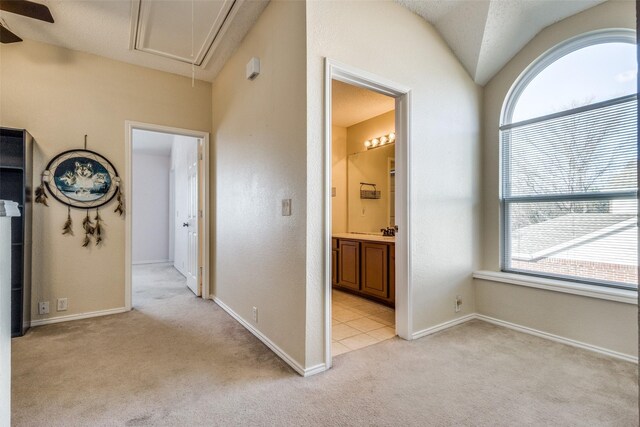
[246,57,260,80]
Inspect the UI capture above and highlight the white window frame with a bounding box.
[499,28,638,291]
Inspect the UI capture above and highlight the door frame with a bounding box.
[324,58,413,368]
[124,121,210,310]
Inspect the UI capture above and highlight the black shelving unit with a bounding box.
[0,127,33,337]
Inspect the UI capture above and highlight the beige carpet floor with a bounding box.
[12,263,638,426]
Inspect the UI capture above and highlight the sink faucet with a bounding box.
[380,226,398,237]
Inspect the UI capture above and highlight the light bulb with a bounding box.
[364,140,372,148]
[380,136,388,144]
[372,138,379,146]
[389,132,395,142]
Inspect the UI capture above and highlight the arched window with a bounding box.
[500,29,637,289]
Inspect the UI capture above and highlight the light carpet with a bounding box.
[12,263,638,426]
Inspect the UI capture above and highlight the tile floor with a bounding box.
[332,289,396,356]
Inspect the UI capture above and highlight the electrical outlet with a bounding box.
[252,306,258,323]
[38,301,49,315]
[455,296,462,313]
[57,298,68,312]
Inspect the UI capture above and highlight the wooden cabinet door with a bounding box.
[389,244,395,303]
[338,240,359,290]
[331,249,338,285]
[331,238,338,285]
[361,242,388,299]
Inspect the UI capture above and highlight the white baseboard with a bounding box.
[132,260,171,265]
[303,363,327,377]
[411,313,477,340]
[30,307,129,327]
[475,314,638,364]
[411,312,636,363]
[212,297,324,377]
[174,263,187,277]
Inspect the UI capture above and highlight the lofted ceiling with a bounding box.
[0,1,607,86]
[332,80,395,128]
[396,0,605,85]
[0,0,269,82]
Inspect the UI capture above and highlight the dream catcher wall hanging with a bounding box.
[35,136,124,247]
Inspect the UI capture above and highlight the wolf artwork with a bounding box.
[53,157,112,202]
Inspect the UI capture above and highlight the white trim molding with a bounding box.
[304,364,328,377]
[132,259,172,266]
[412,312,637,363]
[212,297,327,377]
[473,270,638,304]
[30,307,129,327]
[412,314,477,340]
[476,314,638,363]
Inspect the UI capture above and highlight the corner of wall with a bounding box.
[211,0,311,372]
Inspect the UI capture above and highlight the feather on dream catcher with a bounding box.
[35,136,124,247]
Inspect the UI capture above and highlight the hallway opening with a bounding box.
[125,122,210,310]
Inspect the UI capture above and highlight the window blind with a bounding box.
[501,94,638,289]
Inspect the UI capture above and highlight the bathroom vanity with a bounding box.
[332,233,395,307]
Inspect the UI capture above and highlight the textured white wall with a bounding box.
[307,1,483,366]
[479,0,637,357]
[132,151,170,264]
[212,1,308,366]
[0,40,211,321]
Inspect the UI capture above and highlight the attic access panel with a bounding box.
[130,0,237,67]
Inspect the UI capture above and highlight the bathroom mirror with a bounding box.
[347,144,395,234]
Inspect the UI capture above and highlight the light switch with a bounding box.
[282,199,292,216]
[331,187,336,197]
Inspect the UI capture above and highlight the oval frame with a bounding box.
[44,149,119,209]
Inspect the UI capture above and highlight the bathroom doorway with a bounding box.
[330,80,397,356]
[124,122,210,311]
[324,59,412,365]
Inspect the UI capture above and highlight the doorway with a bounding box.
[330,80,397,355]
[324,59,412,367]
[125,122,210,311]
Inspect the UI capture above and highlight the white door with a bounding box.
[185,142,200,296]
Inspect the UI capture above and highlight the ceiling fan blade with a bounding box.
[0,24,22,43]
[0,0,54,23]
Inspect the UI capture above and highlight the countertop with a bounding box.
[332,232,395,243]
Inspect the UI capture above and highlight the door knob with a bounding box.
[182,222,189,227]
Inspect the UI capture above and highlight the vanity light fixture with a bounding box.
[363,131,396,150]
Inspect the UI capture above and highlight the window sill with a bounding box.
[473,270,638,305]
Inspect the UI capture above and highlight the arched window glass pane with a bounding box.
[512,43,637,123]
[501,31,638,289]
